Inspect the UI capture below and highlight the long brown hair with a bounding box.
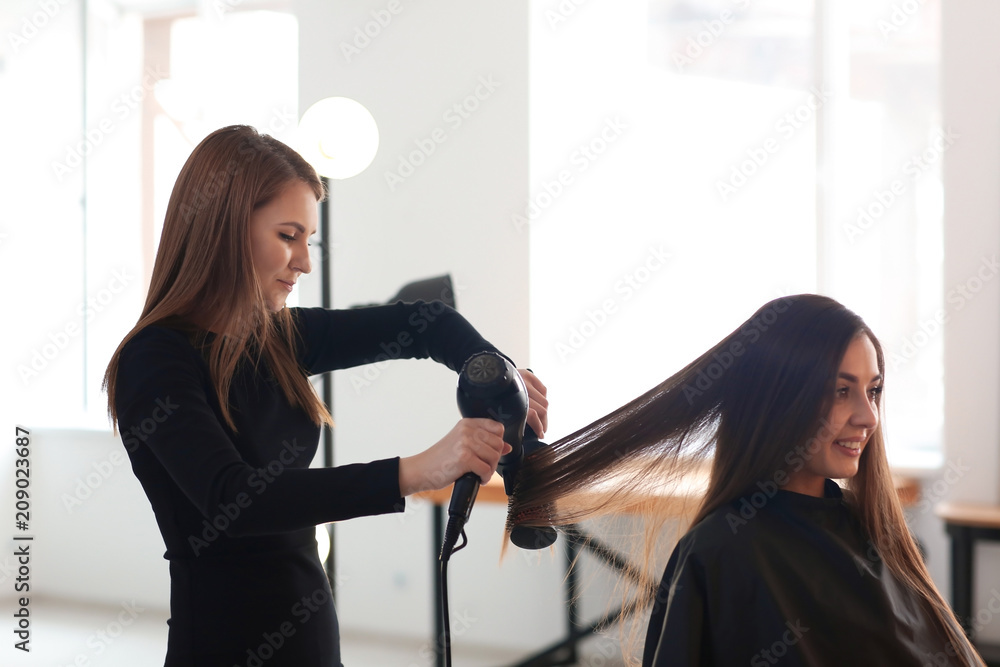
[508,294,982,665]
[103,125,333,433]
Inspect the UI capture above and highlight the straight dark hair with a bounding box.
[508,294,983,666]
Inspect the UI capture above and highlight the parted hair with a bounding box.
[104,125,333,433]
[507,294,983,666]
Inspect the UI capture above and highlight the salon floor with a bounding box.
[13,597,626,666]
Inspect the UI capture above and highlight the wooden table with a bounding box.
[417,471,921,667]
[936,502,1000,665]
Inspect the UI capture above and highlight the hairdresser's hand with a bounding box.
[519,369,548,439]
[398,418,510,496]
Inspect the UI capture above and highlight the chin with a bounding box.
[837,466,861,480]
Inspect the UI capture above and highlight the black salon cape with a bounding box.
[114,303,501,667]
[642,479,958,666]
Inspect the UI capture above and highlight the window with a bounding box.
[6,2,300,429]
[528,0,942,468]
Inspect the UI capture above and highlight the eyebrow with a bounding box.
[838,372,883,384]
[278,222,317,236]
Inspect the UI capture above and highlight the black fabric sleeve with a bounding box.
[115,327,405,537]
[288,301,506,375]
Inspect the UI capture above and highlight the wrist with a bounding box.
[398,454,422,497]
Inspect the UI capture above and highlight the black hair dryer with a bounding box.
[440,352,558,560]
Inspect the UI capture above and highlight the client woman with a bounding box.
[507,294,982,666]
[103,125,547,666]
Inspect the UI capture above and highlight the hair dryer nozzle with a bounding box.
[506,436,558,549]
[510,525,558,550]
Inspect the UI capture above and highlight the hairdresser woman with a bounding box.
[103,125,547,667]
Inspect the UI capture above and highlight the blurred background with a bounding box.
[1,0,998,665]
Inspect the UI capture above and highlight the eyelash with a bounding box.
[837,386,883,400]
[280,233,311,247]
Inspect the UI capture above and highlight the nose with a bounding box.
[293,243,312,275]
[851,392,878,431]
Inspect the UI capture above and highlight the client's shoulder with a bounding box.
[676,492,787,559]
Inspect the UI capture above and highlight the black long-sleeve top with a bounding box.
[114,302,501,665]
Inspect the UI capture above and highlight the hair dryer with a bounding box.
[439,352,557,562]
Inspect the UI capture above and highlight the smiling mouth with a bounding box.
[833,439,864,457]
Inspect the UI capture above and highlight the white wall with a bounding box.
[0,428,170,609]
[296,0,583,655]
[940,0,1000,645]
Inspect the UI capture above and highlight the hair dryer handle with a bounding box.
[448,472,480,524]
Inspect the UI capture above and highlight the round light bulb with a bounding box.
[298,97,379,180]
